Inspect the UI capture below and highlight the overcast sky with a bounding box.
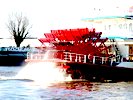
[0,0,133,38]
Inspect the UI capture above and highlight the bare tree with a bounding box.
[7,13,31,47]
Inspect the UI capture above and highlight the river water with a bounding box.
[0,62,133,100]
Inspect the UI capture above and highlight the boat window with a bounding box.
[129,46,133,55]
[104,25,106,30]
[119,24,122,29]
[129,23,133,32]
[108,25,111,30]
[123,23,127,29]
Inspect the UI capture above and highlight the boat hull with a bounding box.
[66,62,133,82]
[0,56,26,66]
[0,50,28,66]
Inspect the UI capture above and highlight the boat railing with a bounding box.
[63,52,115,66]
[26,50,115,66]
[27,52,45,60]
[26,50,64,60]
[63,52,87,63]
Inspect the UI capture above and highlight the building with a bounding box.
[82,6,133,61]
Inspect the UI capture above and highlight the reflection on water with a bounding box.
[50,80,99,91]
[48,81,133,100]
[0,67,133,99]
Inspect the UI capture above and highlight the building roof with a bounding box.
[81,15,133,23]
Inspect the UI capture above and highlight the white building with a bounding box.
[82,6,133,60]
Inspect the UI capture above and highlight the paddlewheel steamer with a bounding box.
[26,28,133,82]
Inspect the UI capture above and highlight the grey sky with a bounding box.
[0,0,132,38]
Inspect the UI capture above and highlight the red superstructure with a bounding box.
[38,28,112,61]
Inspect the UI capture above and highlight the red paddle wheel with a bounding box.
[38,28,112,61]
